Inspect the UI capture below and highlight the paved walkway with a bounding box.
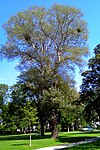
[36,137,100,150]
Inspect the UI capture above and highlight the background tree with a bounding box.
[1,103,18,133]
[21,100,38,146]
[20,101,38,132]
[0,4,89,138]
[60,87,80,132]
[0,84,8,109]
[0,84,8,130]
[1,83,38,134]
[80,44,100,124]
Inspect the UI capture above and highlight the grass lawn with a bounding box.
[0,131,100,150]
[62,139,100,150]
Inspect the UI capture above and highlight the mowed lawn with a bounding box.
[63,138,100,150]
[0,131,100,150]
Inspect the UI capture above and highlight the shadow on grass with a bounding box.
[0,133,51,141]
[0,131,100,144]
[61,140,100,150]
[72,131,100,135]
[57,131,100,144]
[12,143,28,146]
[57,136,95,143]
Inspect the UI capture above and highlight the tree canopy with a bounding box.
[1,4,88,77]
[0,84,8,109]
[80,44,100,123]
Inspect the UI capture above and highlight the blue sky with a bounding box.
[0,0,100,90]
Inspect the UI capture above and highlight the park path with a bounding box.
[36,137,100,150]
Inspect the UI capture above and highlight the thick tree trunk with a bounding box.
[37,103,45,136]
[51,111,58,139]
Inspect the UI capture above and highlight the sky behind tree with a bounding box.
[0,0,100,90]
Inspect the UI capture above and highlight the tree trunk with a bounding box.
[21,127,24,133]
[72,124,74,131]
[40,115,45,136]
[51,111,58,139]
[37,103,45,136]
[67,125,69,132]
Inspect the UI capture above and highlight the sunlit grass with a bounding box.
[62,140,100,150]
[0,131,100,150]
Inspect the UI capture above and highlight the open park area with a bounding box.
[0,131,100,150]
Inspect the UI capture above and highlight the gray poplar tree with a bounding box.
[0,4,89,138]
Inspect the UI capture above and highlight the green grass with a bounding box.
[62,140,100,150]
[0,131,100,150]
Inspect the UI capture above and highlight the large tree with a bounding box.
[0,4,89,138]
[80,44,100,123]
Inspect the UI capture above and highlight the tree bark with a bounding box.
[51,111,58,139]
[40,115,45,136]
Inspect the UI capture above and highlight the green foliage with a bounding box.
[0,83,38,133]
[57,124,62,132]
[80,44,100,122]
[20,101,38,128]
[0,4,89,137]
[0,84,8,108]
[60,88,80,131]
[0,104,17,133]
[1,4,88,76]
